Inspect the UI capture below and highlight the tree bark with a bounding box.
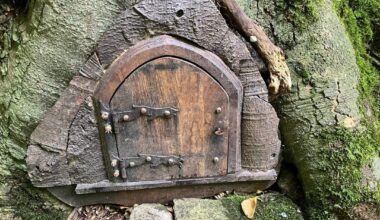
[0,0,128,218]
[237,0,379,218]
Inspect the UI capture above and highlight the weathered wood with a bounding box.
[96,0,268,100]
[241,97,281,171]
[67,97,107,184]
[110,57,229,181]
[26,145,71,187]
[26,0,281,206]
[75,169,277,194]
[79,53,104,81]
[49,180,275,207]
[94,0,280,173]
[239,61,281,171]
[217,0,291,98]
[27,76,98,187]
[29,76,97,152]
[95,35,243,175]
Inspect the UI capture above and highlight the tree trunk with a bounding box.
[0,0,130,218]
[237,0,379,218]
[0,0,378,219]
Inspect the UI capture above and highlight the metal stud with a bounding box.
[164,110,171,117]
[105,124,112,133]
[111,159,118,167]
[213,157,219,163]
[216,107,222,114]
[123,114,130,121]
[101,111,109,120]
[140,108,147,115]
[129,162,136,167]
[113,170,120,177]
[146,156,152,162]
[168,158,175,165]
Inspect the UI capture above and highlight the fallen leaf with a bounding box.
[241,197,258,219]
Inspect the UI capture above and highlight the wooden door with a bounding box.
[110,57,229,182]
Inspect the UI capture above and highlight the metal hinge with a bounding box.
[111,154,184,181]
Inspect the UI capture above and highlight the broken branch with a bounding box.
[217,0,292,98]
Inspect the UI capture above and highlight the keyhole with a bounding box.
[176,9,184,17]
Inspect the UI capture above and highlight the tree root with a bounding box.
[217,0,291,98]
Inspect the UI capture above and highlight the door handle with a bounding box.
[214,127,224,136]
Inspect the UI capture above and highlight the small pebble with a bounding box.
[280,212,288,218]
[250,35,258,43]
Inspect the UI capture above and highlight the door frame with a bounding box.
[94,35,243,182]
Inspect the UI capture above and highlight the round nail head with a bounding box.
[123,114,130,121]
[168,158,175,165]
[101,111,109,120]
[216,107,222,114]
[146,156,152,162]
[113,170,120,177]
[164,110,171,117]
[129,162,135,167]
[111,159,118,167]
[140,108,147,115]
[213,157,219,163]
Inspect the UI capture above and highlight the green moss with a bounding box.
[221,193,304,220]
[220,194,249,219]
[0,170,70,220]
[238,0,323,32]
[333,0,380,117]
[255,193,303,220]
[282,0,323,31]
[304,127,379,218]
[326,1,380,215]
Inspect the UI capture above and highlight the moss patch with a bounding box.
[221,193,304,220]
[306,1,380,217]
[306,127,380,218]
[333,0,380,117]
[174,192,303,220]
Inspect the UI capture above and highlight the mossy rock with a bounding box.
[130,203,173,220]
[174,193,303,220]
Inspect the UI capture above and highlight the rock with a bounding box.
[254,193,303,220]
[361,156,380,192]
[371,157,380,181]
[130,203,173,220]
[174,193,303,220]
[174,198,234,220]
[351,203,380,220]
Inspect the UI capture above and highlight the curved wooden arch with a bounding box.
[95,35,242,107]
[94,35,243,173]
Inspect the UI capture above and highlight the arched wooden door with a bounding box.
[94,36,242,183]
[111,57,229,181]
